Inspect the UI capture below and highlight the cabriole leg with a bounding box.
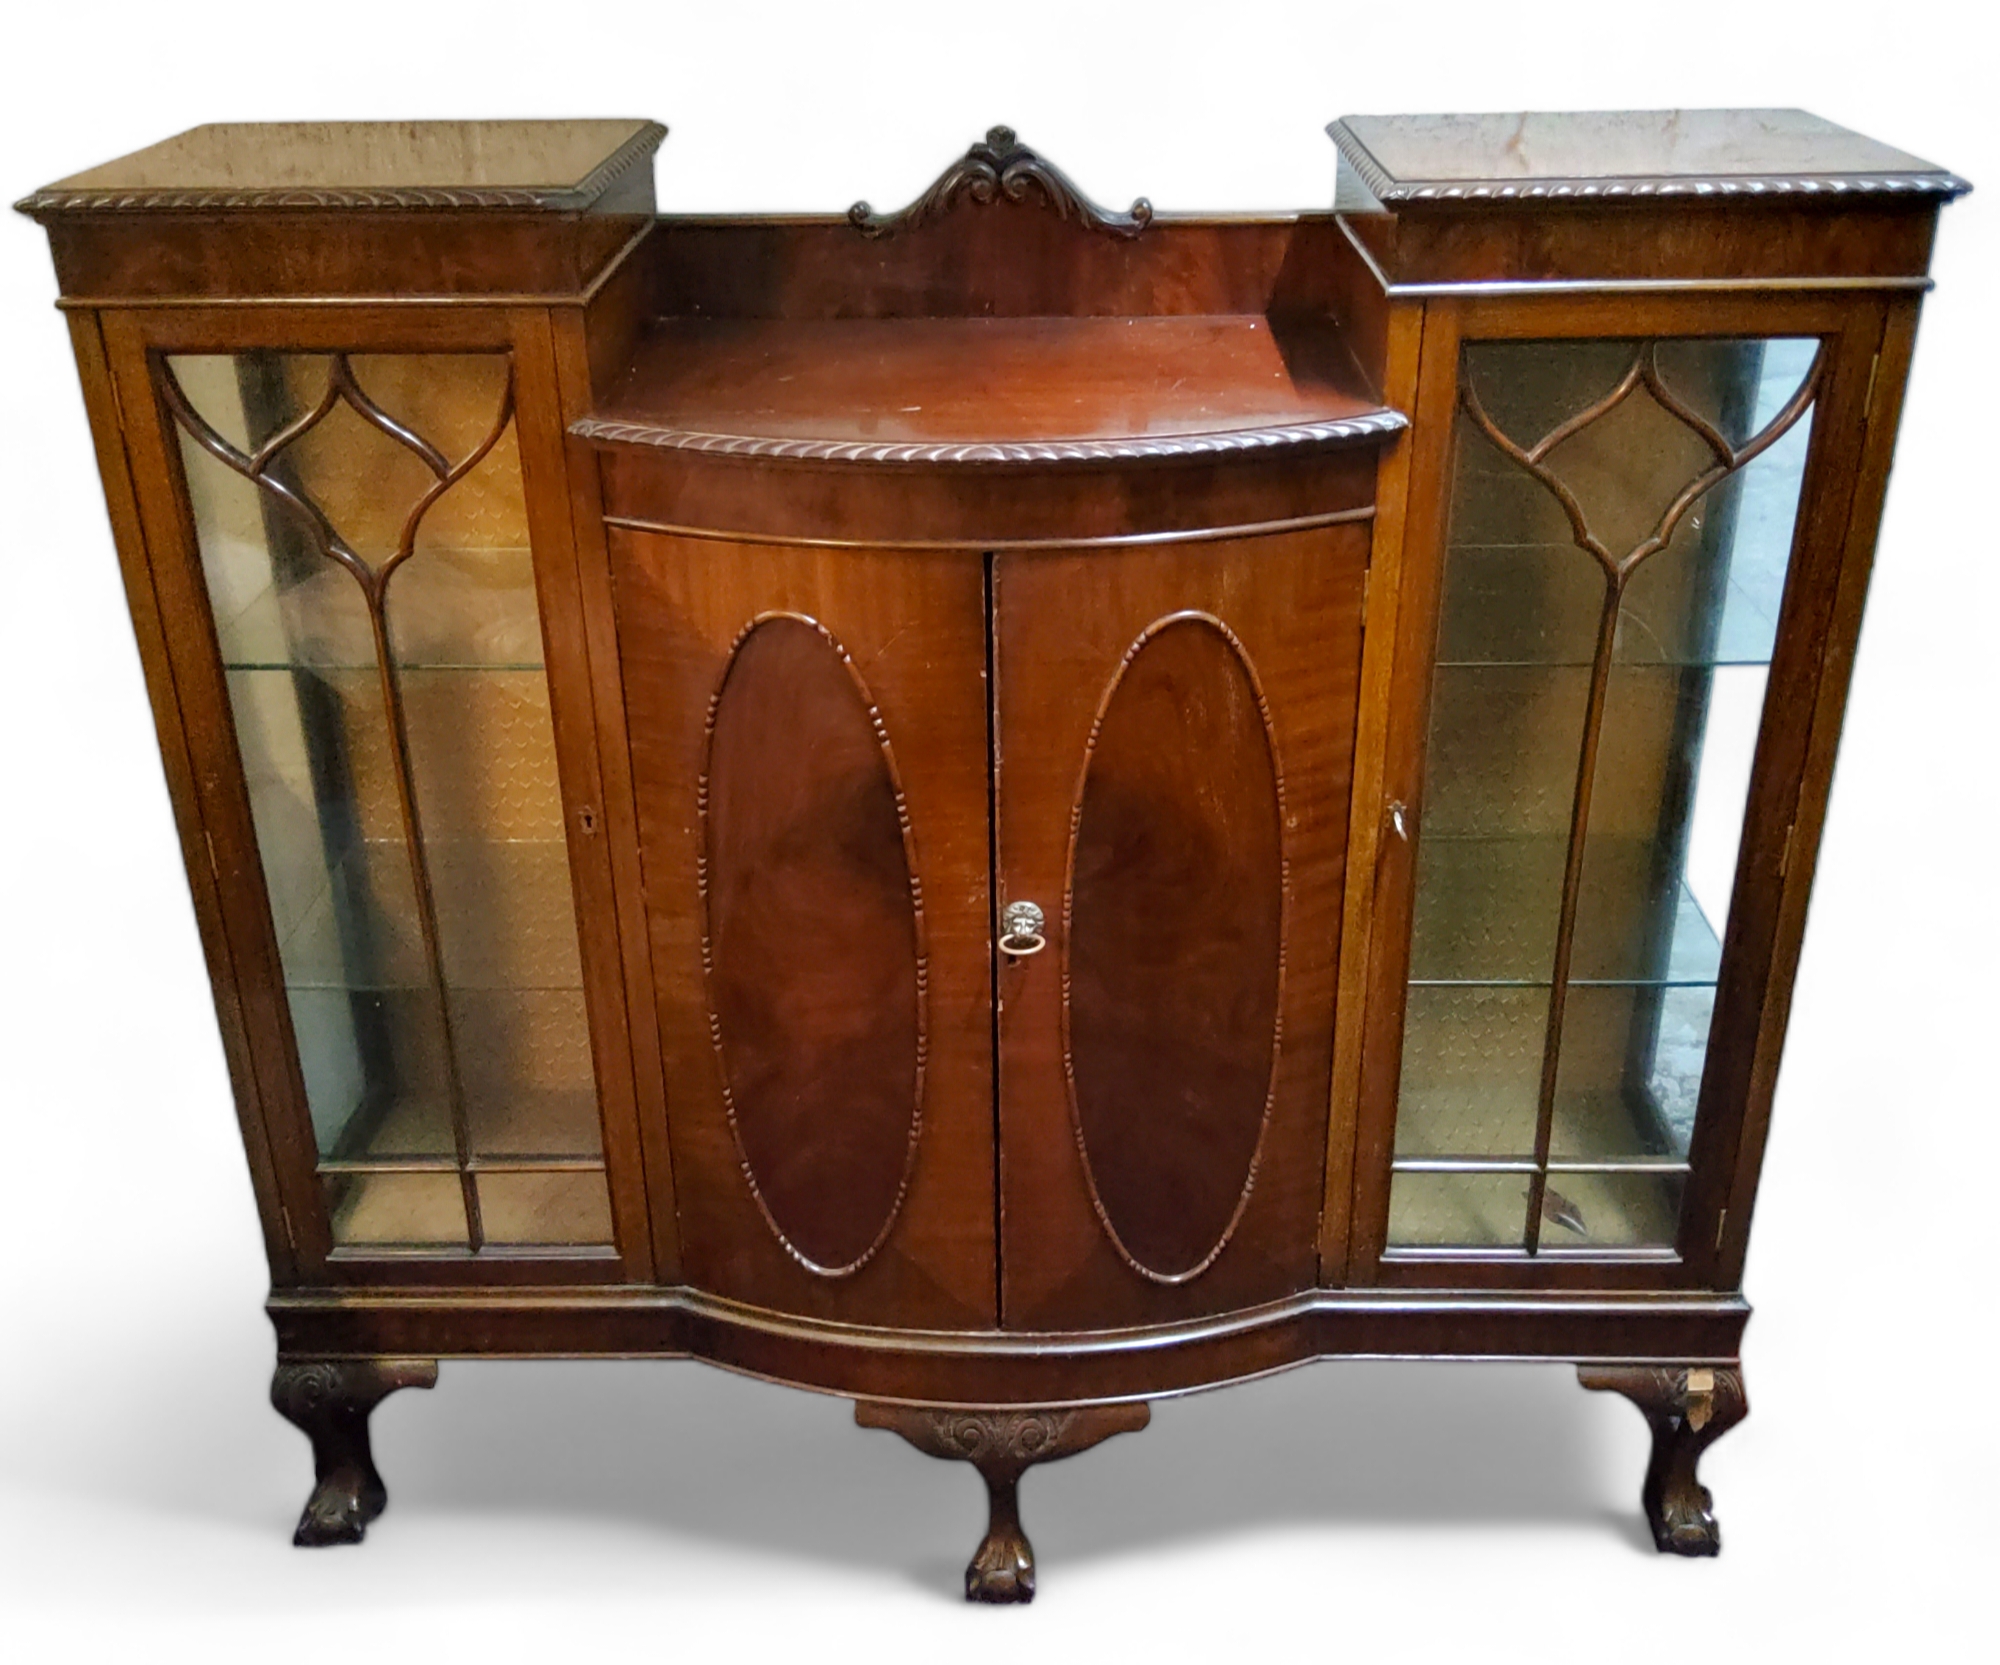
[856,1401,1150,1602]
[1579,1364,1748,1556]
[271,1359,438,1546]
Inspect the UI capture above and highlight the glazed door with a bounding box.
[102,308,651,1283]
[610,532,997,1327]
[1353,297,1888,1287]
[994,528,1366,1330]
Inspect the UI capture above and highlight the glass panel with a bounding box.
[1397,986,1709,1165]
[454,989,601,1157]
[428,823,584,991]
[1396,986,1545,1157]
[219,549,545,671]
[1538,1171,1685,1252]
[1409,832,1720,986]
[167,350,612,1253]
[1392,336,1819,1256]
[1547,986,1715,1163]
[324,1172,469,1249]
[477,1171,616,1246]
[1387,1172,1529,1249]
[292,988,455,1159]
[1421,665,1589,846]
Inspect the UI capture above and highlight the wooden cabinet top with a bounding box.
[1328,108,1966,205]
[578,315,1401,466]
[15,119,666,216]
[16,113,1965,302]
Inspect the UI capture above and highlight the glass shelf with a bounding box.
[325,1167,613,1249]
[1395,990,1705,1159]
[1410,834,1722,987]
[275,837,585,992]
[1435,544,1793,669]
[1385,1167,1685,1253]
[1440,544,1800,668]
[227,663,569,848]
[215,551,547,671]
[311,1078,603,1164]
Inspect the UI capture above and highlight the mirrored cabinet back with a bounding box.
[16,107,1965,1598]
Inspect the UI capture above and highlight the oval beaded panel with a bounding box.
[1064,613,1286,1283]
[701,614,926,1275]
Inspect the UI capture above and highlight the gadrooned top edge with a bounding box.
[14,121,669,219]
[1326,118,1971,207]
[568,408,1409,466]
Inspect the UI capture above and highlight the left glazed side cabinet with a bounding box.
[90,309,652,1278]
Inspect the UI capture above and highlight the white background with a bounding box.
[1,2,1993,1657]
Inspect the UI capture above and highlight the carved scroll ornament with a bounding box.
[849,125,1153,239]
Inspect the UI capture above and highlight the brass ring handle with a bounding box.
[998,900,1047,959]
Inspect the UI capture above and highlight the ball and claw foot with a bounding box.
[856,1400,1150,1603]
[1578,1363,1748,1556]
[965,1474,1035,1603]
[271,1359,438,1547]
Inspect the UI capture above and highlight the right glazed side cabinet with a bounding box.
[1347,288,1912,1290]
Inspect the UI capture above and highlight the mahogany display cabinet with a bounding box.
[18,108,1966,1600]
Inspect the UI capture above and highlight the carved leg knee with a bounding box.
[271,1359,438,1546]
[1579,1364,1748,1556]
[856,1402,1150,1602]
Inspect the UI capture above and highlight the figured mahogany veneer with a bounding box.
[701,614,927,1278]
[993,528,1361,1332]
[1066,615,1285,1285]
[19,109,1964,1599]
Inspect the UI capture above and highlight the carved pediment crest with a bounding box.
[848,125,1153,239]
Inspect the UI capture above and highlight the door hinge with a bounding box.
[1777,819,1798,879]
[1715,1207,1729,1253]
[1862,351,1882,428]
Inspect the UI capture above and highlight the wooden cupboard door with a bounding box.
[994,528,1366,1330]
[609,531,996,1327]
